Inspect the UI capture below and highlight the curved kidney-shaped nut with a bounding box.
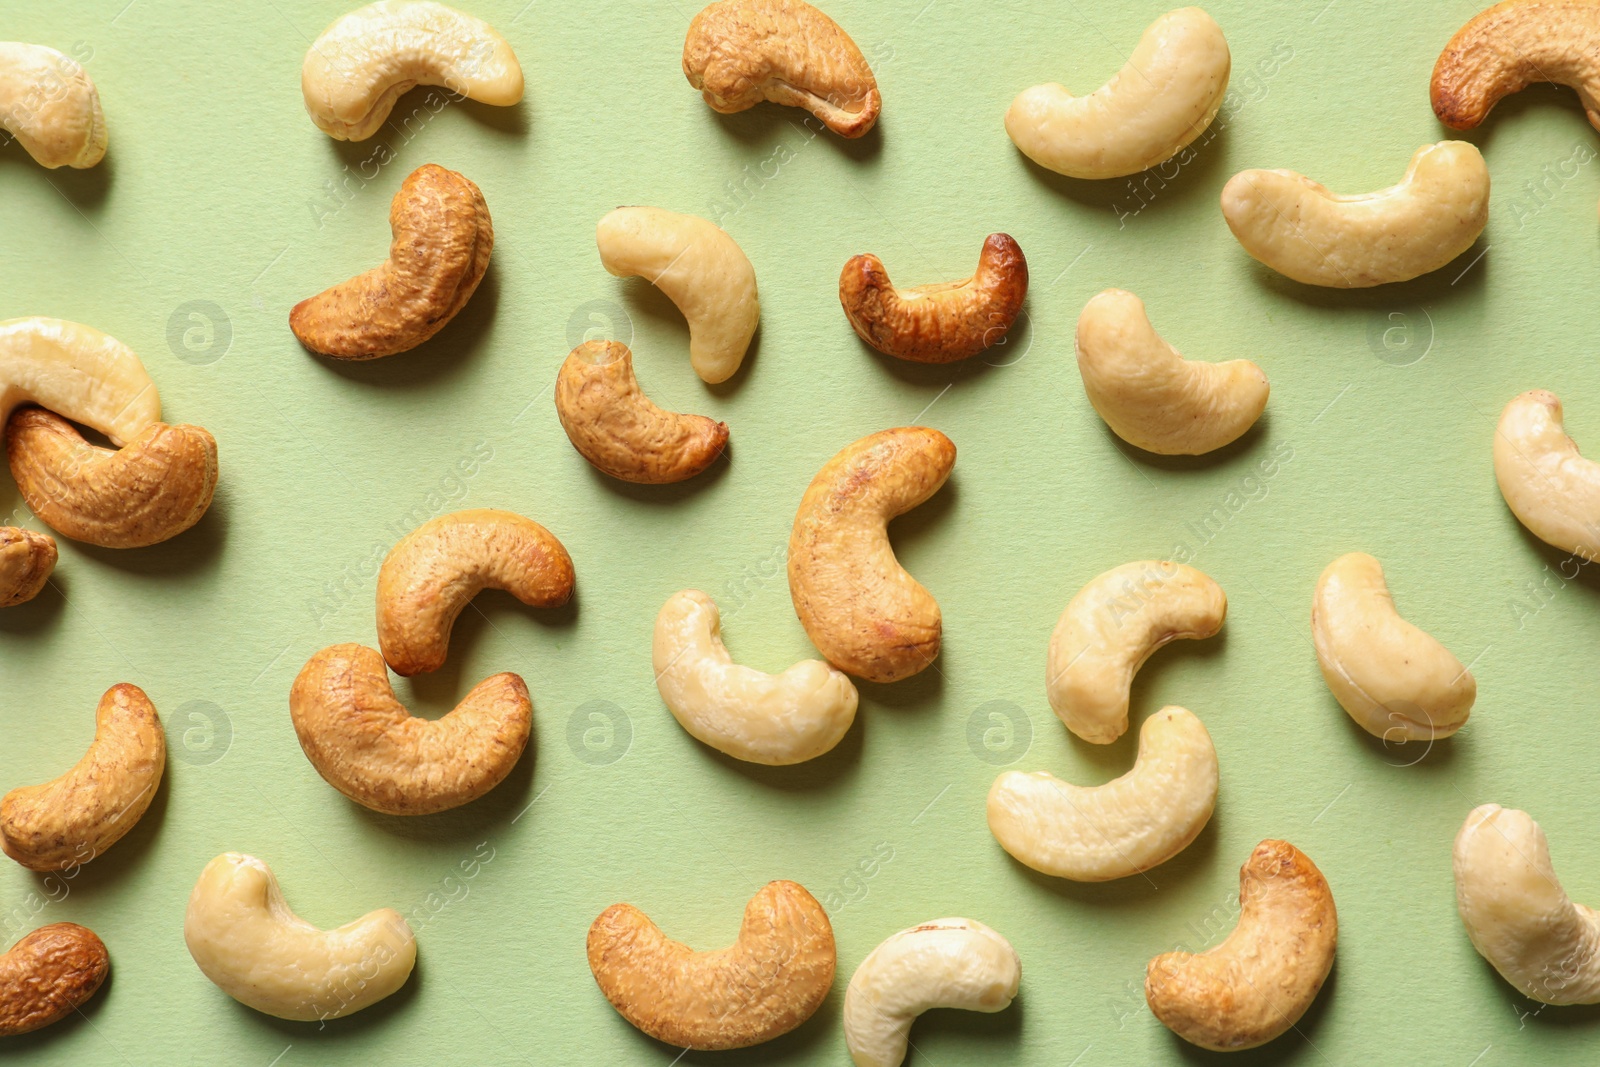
[1454,804,1600,1004]
[588,880,835,1049]
[683,0,880,137]
[839,235,1028,364]
[1047,561,1225,744]
[1432,0,1600,132]
[290,163,492,359]
[597,207,759,385]
[289,643,529,815]
[0,924,108,1036]
[0,683,164,872]
[1005,8,1229,179]
[1076,289,1267,455]
[1220,142,1490,288]
[843,918,1020,1067]
[789,427,955,683]
[0,43,106,169]
[1146,840,1337,1050]
[377,509,574,676]
[0,527,55,607]
[987,706,1218,881]
[1312,552,1474,741]
[0,318,160,448]
[301,0,523,141]
[1494,390,1600,560]
[654,589,858,765]
[185,852,416,1021]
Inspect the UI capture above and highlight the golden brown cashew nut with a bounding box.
[377,509,574,676]
[587,880,836,1050]
[1,683,165,872]
[0,527,55,607]
[0,43,106,169]
[289,163,492,359]
[0,924,109,1036]
[0,318,160,449]
[290,643,530,815]
[683,0,880,137]
[789,427,955,683]
[1432,1,1600,132]
[1146,840,1337,1051]
[1494,390,1600,559]
[839,235,1029,364]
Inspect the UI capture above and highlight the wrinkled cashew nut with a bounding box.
[1493,389,1600,560]
[1005,8,1229,179]
[1433,1,1600,134]
[1,683,164,872]
[588,880,835,1049]
[1046,561,1225,744]
[0,43,106,169]
[0,924,109,1036]
[185,852,416,1021]
[290,643,530,815]
[0,318,160,449]
[0,527,55,607]
[302,0,523,141]
[1146,839,1337,1050]
[1076,289,1268,455]
[377,509,574,676]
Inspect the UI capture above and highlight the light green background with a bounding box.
[2,0,1597,1063]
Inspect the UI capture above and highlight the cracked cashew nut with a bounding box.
[0,318,160,449]
[0,527,54,607]
[1433,1,1600,133]
[0,923,109,1036]
[1076,288,1267,455]
[1494,389,1600,560]
[185,852,416,1021]
[588,880,835,1049]
[0,43,106,169]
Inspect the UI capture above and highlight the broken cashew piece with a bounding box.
[653,589,858,765]
[0,923,109,1036]
[987,706,1218,881]
[1047,561,1226,744]
[0,43,106,169]
[588,880,835,1049]
[290,643,530,815]
[1076,289,1268,455]
[185,852,416,1021]
[0,318,160,448]
[377,509,574,676]
[302,0,523,141]
[683,0,880,138]
[1146,839,1337,1050]
[0,527,55,607]
[1005,8,1229,179]
[1493,389,1600,560]
[1433,1,1600,132]
[597,207,759,384]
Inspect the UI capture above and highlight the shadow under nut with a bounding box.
[0,527,55,607]
[0,923,109,1036]
[1431,0,1600,130]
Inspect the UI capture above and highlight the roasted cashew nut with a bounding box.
[1433,1,1600,133]
[290,163,492,359]
[0,924,108,1036]
[290,643,530,815]
[0,527,55,607]
[1493,389,1600,560]
[1046,561,1225,744]
[1,683,164,872]
[789,427,955,683]
[1005,8,1229,179]
[843,918,1020,1067]
[596,207,759,384]
[0,318,160,449]
[1220,142,1490,287]
[1076,289,1267,455]
[587,880,835,1050]
[683,0,881,138]
[0,43,106,169]
[1146,839,1337,1051]
[185,852,416,1021]
[302,0,523,141]
[839,235,1028,364]
[987,706,1218,881]
[653,589,858,765]
[377,509,574,676]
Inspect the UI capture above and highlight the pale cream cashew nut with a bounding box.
[0,318,160,449]
[1493,389,1600,560]
[0,43,106,169]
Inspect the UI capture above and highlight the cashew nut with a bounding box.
[683,0,880,138]
[1220,141,1490,287]
[587,880,835,1049]
[0,318,160,449]
[1046,561,1225,744]
[1493,389,1600,560]
[301,1,523,141]
[289,643,529,815]
[290,163,492,359]
[0,924,108,1036]
[1433,1,1600,134]
[1075,289,1268,455]
[0,527,54,608]
[554,340,728,484]
[0,683,164,872]
[596,207,759,385]
[376,509,574,676]
[788,427,955,683]
[987,706,1217,881]
[1454,804,1600,1005]
[653,589,858,765]
[184,852,416,1021]
[0,43,106,169]
[1146,839,1337,1051]
[1004,8,1229,179]
[843,918,1020,1067]
[839,235,1028,364]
